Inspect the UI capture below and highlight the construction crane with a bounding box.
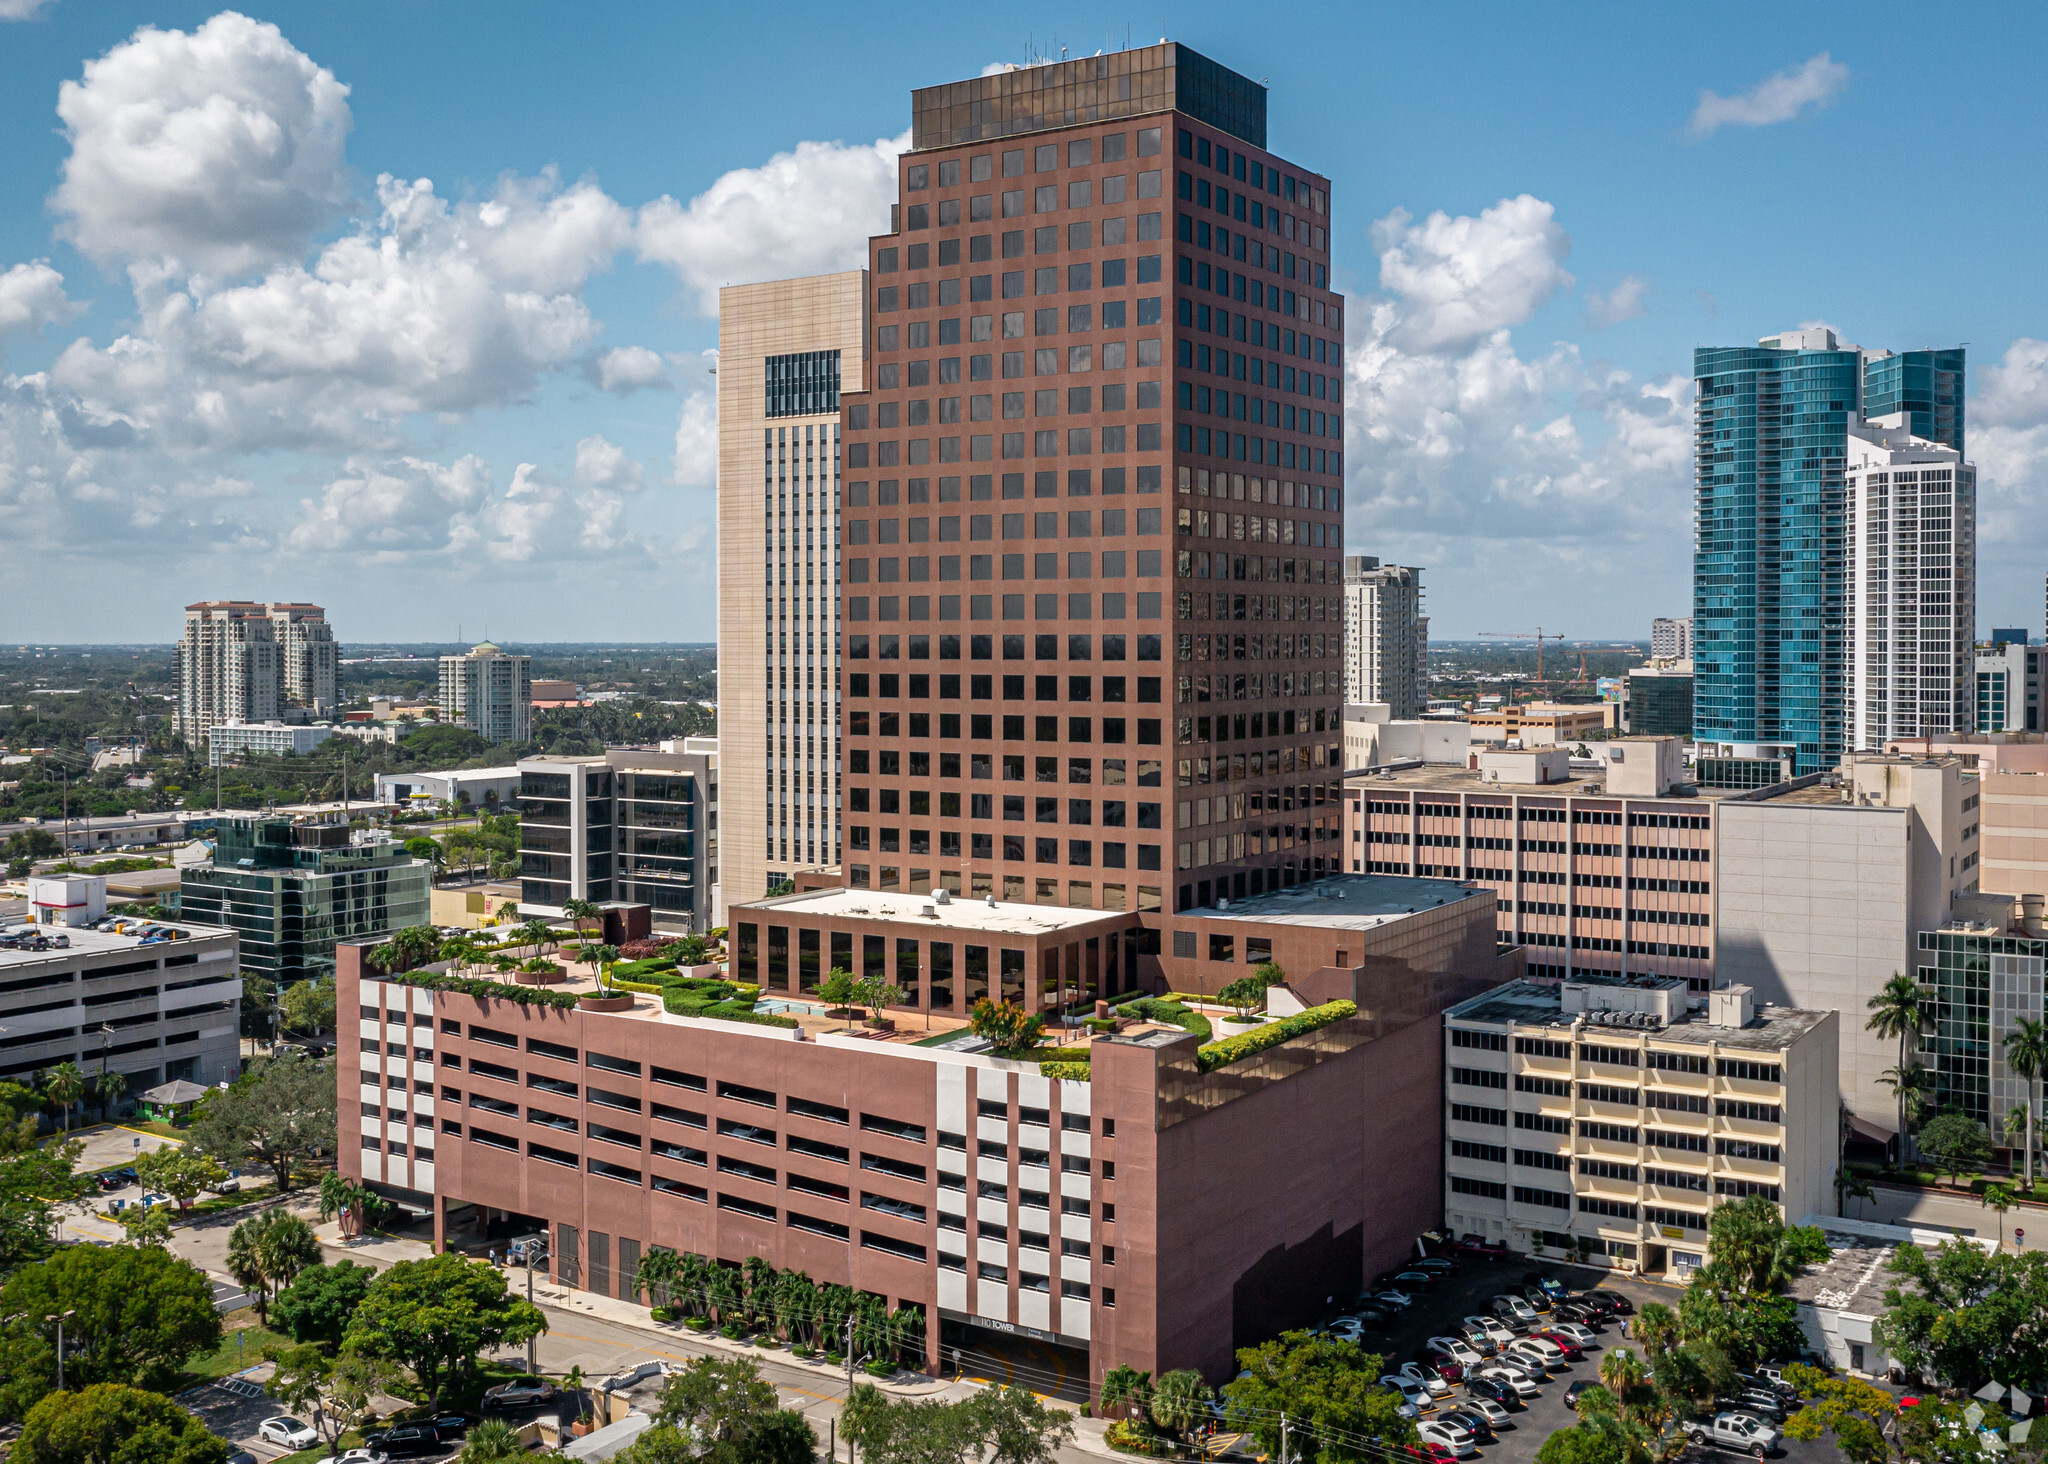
[1478,629,1566,682]
[1569,647,1645,684]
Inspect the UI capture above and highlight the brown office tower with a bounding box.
[839,43,1347,933]
[353,47,1512,1402]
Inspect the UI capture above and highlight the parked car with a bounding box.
[1506,1337,1565,1371]
[1456,1323,1499,1356]
[1533,1327,1588,1358]
[1464,1315,1515,1347]
[1416,1421,1476,1458]
[1397,1361,1453,1397]
[481,1376,557,1409]
[1462,1376,1521,1410]
[1455,1235,1511,1258]
[1523,1271,1569,1299]
[1459,1396,1513,1429]
[1379,1378,1433,1415]
[1582,1289,1634,1316]
[258,1419,320,1450]
[94,1168,137,1192]
[1391,1269,1439,1290]
[1372,1289,1416,1311]
[1564,1379,1600,1408]
[1491,1295,1538,1326]
[1355,1305,1392,1327]
[336,1450,390,1464]
[1472,1365,1539,1399]
[1428,1336,1483,1367]
[1419,1354,1465,1384]
[1325,1316,1367,1343]
[1413,1256,1458,1274]
[1440,1408,1496,1443]
[1552,1302,1602,1327]
[1740,1369,1800,1400]
[361,1423,441,1457]
[1519,1286,1554,1313]
[1680,1411,1779,1458]
[422,1414,475,1442]
[1720,1390,1788,1422]
[1547,1321,1599,1349]
[1409,1444,1460,1464]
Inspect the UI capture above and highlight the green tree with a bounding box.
[279,974,336,1039]
[133,1148,227,1213]
[1701,1194,1828,1293]
[15,1383,228,1464]
[403,835,444,866]
[1867,973,1930,1158]
[562,898,603,943]
[265,1345,386,1458]
[967,1383,1075,1464]
[648,1355,819,1464]
[1217,975,1268,1018]
[118,1205,174,1248]
[515,918,557,955]
[342,1253,547,1406]
[967,998,1045,1052]
[1874,1240,2048,1390]
[93,1069,127,1122]
[1918,1110,1992,1185]
[855,977,904,1022]
[1098,1364,1150,1420]
[585,942,621,989]
[239,974,279,1043]
[1220,1331,1416,1464]
[1985,1182,2018,1249]
[0,1128,86,1273]
[2006,1017,2048,1190]
[1779,1363,1900,1464]
[187,1052,336,1191]
[224,1209,319,1324]
[271,1260,376,1348]
[0,1245,222,1417]
[819,968,858,1010]
[840,1384,981,1464]
[1148,1369,1213,1442]
[41,1062,84,1137]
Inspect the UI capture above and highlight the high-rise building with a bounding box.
[1415,614,1430,699]
[268,603,338,718]
[1693,329,1967,773]
[1847,417,1976,748]
[1650,616,1692,660]
[177,601,278,742]
[1342,556,1423,718]
[717,273,867,903]
[1975,641,2041,733]
[837,45,1347,915]
[438,642,532,742]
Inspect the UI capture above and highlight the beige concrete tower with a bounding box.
[717,272,869,909]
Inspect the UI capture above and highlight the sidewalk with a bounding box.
[309,1222,955,1397]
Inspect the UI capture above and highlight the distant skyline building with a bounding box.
[1650,616,1692,660]
[1343,556,1424,719]
[1976,640,2040,733]
[438,641,532,742]
[716,273,866,904]
[268,603,338,719]
[177,601,279,743]
[1847,417,1977,748]
[1693,328,1968,773]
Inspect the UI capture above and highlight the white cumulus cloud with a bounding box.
[573,433,643,494]
[671,387,717,488]
[0,261,81,341]
[52,11,354,276]
[1372,195,1573,355]
[285,452,491,554]
[636,131,907,314]
[0,0,56,21]
[593,345,671,395]
[1686,53,1849,141]
[1583,275,1650,329]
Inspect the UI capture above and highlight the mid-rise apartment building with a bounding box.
[177,601,279,741]
[207,720,336,766]
[1847,417,1976,748]
[717,273,867,904]
[1442,975,1836,1278]
[268,604,339,719]
[1651,617,1693,661]
[1343,556,1424,719]
[1,908,242,1092]
[179,816,431,987]
[1976,641,2040,734]
[517,741,720,930]
[1694,329,1967,775]
[835,42,1347,927]
[439,642,533,743]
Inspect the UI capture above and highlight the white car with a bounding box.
[1474,1365,1540,1397]
[1507,1337,1565,1371]
[1548,1322,1598,1350]
[337,1451,390,1464]
[1380,1377,1435,1414]
[1397,1361,1453,1397]
[1428,1336,1483,1367]
[1461,1396,1513,1428]
[1417,1421,1477,1459]
[1464,1315,1515,1347]
[1325,1316,1367,1342]
[1374,1288,1416,1309]
[258,1418,320,1450]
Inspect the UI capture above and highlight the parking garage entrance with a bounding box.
[441,1200,551,1262]
[939,1312,1089,1403]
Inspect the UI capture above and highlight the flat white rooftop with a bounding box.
[1182,873,1485,931]
[0,920,231,968]
[741,887,1125,937]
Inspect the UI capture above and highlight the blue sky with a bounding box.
[2,1,2045,643]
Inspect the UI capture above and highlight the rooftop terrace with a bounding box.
[1180,872,1484,931]
[737,887,1127,938]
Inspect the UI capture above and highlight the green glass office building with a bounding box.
[179,818,432,986]
[1694,331,1964,774]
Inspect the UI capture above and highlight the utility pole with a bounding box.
[844,1312,859,1464]
[1280,1412,1289,1464]
[526,1244,547,1373]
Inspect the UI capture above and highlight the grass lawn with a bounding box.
[181,1309,291,1383]
[122,1118,187,1140]
[189,1183,281,1215]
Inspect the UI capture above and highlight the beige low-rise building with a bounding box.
[1468,701,1615,747]
[1442,975,1838,1279]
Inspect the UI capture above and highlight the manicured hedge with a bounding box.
[1195,1000,1356,1072]
[388,971,580,1010]
[1122,997,1213,1042]
[1040,1062,1092,1081]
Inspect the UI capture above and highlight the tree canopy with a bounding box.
[16,1384,228,1464]
[342,1253,547,1405]
[272,1259,376,1348]
[1874,1240,2048,1390]
[0,1245,222,1419]
[1220,1331,1415,1464]
[187,1052,336,1191]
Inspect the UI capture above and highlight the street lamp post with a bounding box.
[48,1309,75,1392]
[526,1245,549,1374]
[96,1025,111,1118]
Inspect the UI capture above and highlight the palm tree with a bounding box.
[563,1365,589,1432]
[1632,1302,1678,1360]
[2007,1018,2048,1191]
[1867,973,1930,1161]
[95,1069,127,1122]
[634,1247,682,1313]
[1878,1063,1936,1157]
[1098,1365,1151,1421]
[456,1419,524,1462]
[1985,1182,2018,1250]
[516,918,556,957]
[585,944,620,991]
[1837,1170,1877,1220]
[1148,1369,1213,1442]
[1599,1347,1647,1399]
[42,1062,84,1136]
[562,899,603,945]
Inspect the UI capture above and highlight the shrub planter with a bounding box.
[864,1359,896,1378]
[683,1316,711,1331]
[1221,1014,1263,1026]
[514,970,567,986]
[866,1017,896,1033]
[791,1344,817,1359]
[579,993,637,1012]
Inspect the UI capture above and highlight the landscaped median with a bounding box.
[1028,999,1358,1079]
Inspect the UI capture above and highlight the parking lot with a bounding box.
[1339,1254,1840,1464]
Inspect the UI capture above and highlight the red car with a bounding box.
[1421,1354,1466,1383]
[1532,1330,1584,1361]
[1455,1235,1510,1258]
[1406,1446,1459,1464]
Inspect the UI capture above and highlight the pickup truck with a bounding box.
[1681,1411,1780,1458]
